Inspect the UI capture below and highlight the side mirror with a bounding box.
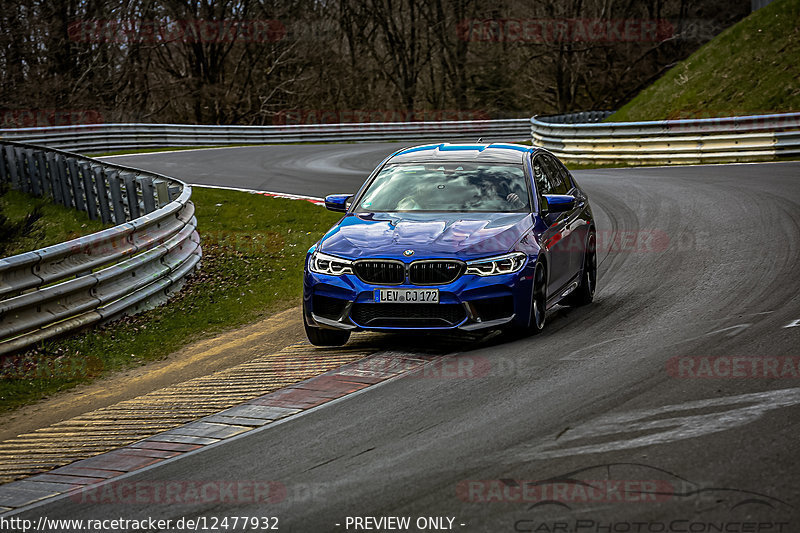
[542,194,576,213]
[324,194,352,212]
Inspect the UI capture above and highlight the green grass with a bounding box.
[609,0,800,122]
[0,190,108,256]
[0,189,342,413]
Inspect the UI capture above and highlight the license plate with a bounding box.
[374,289,439,304]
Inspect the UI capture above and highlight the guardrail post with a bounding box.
[107,171,127,224]
[45,153,63,205]
[79,162,98,220]
[67,158,87,212]
[35,152,49,199]
[25,149,41,196]
[140,177,156,214]
[5,146,20,190]
[123,173,140,219]
[16,148,31,194]
[155,180,169,209]
[54,154,72,207]
[93,167,112,224]
[0,146,7,184]
[32,149,45,196]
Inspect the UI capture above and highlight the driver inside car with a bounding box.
[396,177,525,211]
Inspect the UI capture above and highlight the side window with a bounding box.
[532,156,552,197]
[553,159,576,192]
[541,155,569,195]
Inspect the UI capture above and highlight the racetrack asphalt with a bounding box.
[15,146,797,529]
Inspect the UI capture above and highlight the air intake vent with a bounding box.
[351,303,466,327]
[312,295,347,320]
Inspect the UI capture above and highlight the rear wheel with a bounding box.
[564,232,596,306]
[528,261,547,335]
[303,304,351,346]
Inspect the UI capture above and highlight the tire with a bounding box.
[528,261,547,335]
[564,231,596,307]
[303,305,351,346]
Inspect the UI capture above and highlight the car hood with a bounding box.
[318,212,532,260]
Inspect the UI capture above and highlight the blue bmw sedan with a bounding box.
[303,143,596,346]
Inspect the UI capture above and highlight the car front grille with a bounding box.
[353,259,465,285]
[409,261,464,285]
[353,260,405,284]
[350,303,466,328]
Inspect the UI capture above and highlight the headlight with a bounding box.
[308,251,353,276]
[465,252,527,276]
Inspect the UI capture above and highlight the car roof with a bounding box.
[389,143,537,164]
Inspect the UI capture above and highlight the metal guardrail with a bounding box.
[531,112,800,164]
[4,113,797,164]
[535,111,614,124]
[0,119,532,153]
[0,141,201,355]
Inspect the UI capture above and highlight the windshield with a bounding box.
[355,163,530,213]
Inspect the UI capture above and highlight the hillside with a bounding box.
[609,0,800,121]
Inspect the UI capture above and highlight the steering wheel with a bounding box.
[396,196,421,210]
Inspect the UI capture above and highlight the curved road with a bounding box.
[22,147,800,528]
[104,144,413,196]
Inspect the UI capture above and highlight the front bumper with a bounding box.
[303,264,534,332]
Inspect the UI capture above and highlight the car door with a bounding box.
[533,154,573,296]
[551,157,590,277]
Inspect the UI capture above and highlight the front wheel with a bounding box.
[303,305,351,346]
[528,261,547,335]
[564,232,596,307]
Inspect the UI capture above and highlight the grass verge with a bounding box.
[608,0,800,121]
[0,189,108,257]
[0,188,342,414]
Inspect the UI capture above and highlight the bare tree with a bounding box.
[0,0,751,125]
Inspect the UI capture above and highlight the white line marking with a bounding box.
[98,145,267,158]
[560,335,636,361]
[513,387,800,459]
[571,160,800,172]
[662,323,753,349]
[192,184,324,204]
[705,323,751,337]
